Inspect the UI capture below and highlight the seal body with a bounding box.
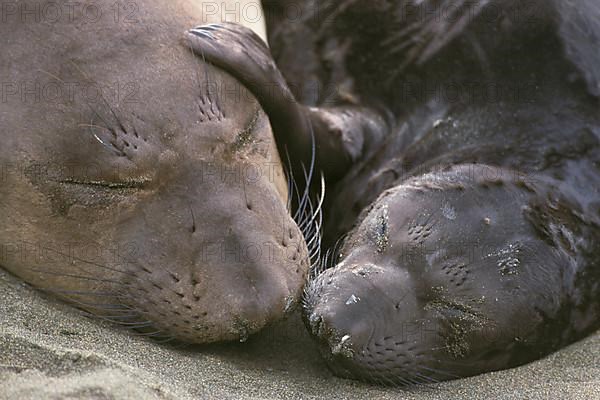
[0,0,314,343]
[259,0,600,384]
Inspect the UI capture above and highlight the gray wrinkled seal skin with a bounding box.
[259,0,600,385]
[0,0,313,344]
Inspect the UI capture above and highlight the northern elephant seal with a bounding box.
[0,0,320,344]
[189,0,600,383]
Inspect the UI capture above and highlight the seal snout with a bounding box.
[303,263,427,381]
[124,208,309,344]
[306,260,480,384]
[109,149,310,344]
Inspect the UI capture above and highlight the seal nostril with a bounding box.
[246,203,253,210]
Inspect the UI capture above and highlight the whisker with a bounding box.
[418,365,461,379]
[25,268,128,286]
[42,289,125,298]
[126,327,165,335]
[153,336,177,344]
[16,240,137,277]
[299,174,326,231]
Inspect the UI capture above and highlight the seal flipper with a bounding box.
[185,23,314,175]
[184,23,386,182]
[306,106,389,181]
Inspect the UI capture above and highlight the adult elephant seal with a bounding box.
[0,0,320,344]
[190,0,600,384]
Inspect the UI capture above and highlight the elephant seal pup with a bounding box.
[0,0,320,344]
[188,0,600,383]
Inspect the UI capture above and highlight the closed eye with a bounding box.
[58,178,150,189]
[232,108,262,152]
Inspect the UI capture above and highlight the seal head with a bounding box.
[0,0,313,343]
[304,165,596,384]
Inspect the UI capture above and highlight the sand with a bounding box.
[0,268,598,400]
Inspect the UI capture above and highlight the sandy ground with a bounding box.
[0,268,598,400]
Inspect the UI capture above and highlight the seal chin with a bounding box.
[304,164,574,384]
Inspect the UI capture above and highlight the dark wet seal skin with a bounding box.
[0,0,323,344]
[189,0,600,385]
